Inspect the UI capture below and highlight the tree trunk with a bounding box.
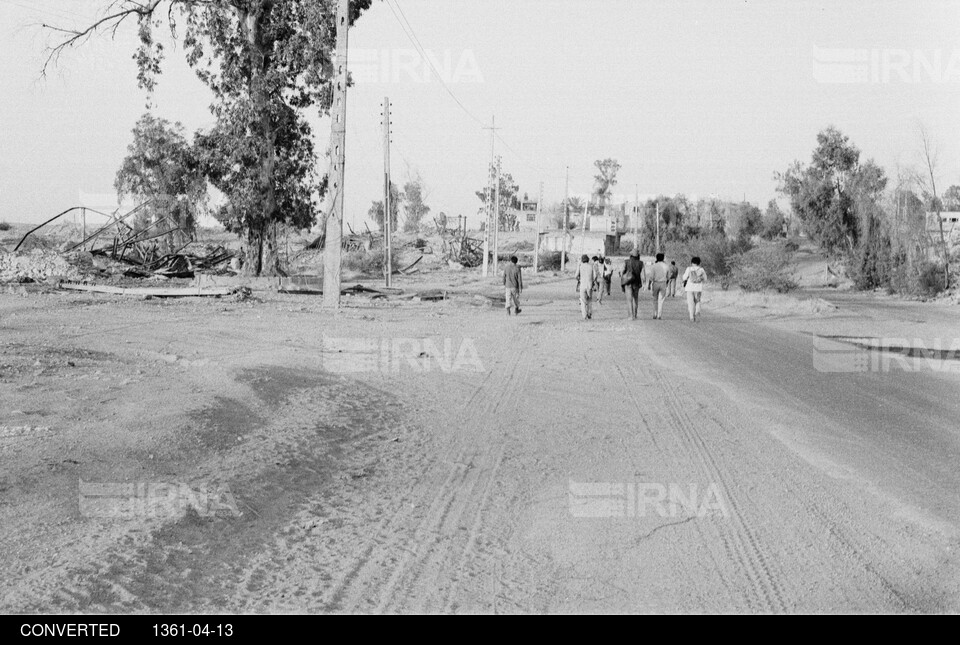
[245,226,263,276]
[239,3,282,278]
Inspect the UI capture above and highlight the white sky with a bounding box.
[1,0,959,228]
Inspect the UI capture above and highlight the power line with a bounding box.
[384,0,485,127]
[384,1,567,185]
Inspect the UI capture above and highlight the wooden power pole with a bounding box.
[534,181,543,273]
[481,116,499,278]
[322,0,350,309]
[655,201,660,253]
[562,165,569,271]
[382,97,393,287]
[482,167,493,277]
[493,155,501,276]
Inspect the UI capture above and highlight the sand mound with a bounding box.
[706,289,839,318]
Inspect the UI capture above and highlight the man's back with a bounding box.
[577,263,595,289]
[623,257,643,284]
[651,261,669,282]
[503,263,522,289]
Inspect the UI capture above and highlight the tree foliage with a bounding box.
[593,158,621,206]
[115,113,207,242]
[402,176,430,234]
[369,182,402,232]
[761,200,786,239]
[475,172,521,230]
[44,0,374,276]
[778,126,881,253]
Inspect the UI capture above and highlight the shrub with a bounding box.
[618,238,634,255]
[538,251,571,271]
[732,244,799,293]
[342,249,400,276]
[783,236,801,252]
[0,222,11,232]
[916,261,947,297]
[666,233,752,290]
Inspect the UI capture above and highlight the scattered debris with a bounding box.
[232,286,255,302]
[397,255,423,275]
[58,283,236,298]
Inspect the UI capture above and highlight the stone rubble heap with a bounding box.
[0,250,82,284]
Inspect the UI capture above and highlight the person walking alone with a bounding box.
[620,250,645,320]
[682,256,708,322]
[650,252,669,319]
[503,255,523,315]
[576,254,596,320]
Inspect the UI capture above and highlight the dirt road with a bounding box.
[0,276,957,613]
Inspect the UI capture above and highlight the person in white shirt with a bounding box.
[681,256,708,322]
[649,253,669,320]
[575,254,596,320]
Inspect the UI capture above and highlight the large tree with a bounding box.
[44,0,374,275]
[475,172,520,230]
[777,126,864,252]
[402,175,431,234]
[942,185,960,212]
[593,158,621,207]
[369,181,402,233]
[115,113,207,244]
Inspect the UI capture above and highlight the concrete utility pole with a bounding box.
[493,155,501,275]
[322,0,350,309]
[655,201,660,253]
[481,167,493,277]
[481,116,499,278]
[382,97,393,287]
[578,202,588,257]
[534,181,543,273]
[562,165,569,271]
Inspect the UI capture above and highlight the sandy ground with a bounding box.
[1,267,958,614]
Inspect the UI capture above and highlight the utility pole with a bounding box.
[322,0,350,309]
[562,165,569,271]
[382,97,393,287]
[633,184,639,251]
[493,155,501,275]
[481,167,494,277]
[578,202,588,257]
[481,116,499,278]
[534,181,543,273]
[81,207,86,251]
[655,201,660,253]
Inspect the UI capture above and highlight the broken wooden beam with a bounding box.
[58,283,235,298]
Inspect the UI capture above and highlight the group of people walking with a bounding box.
[503,251,707,322]
[576,251,706,321]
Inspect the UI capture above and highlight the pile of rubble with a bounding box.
[0,250,82,284]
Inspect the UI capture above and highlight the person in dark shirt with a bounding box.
[621,250,645,320]
[667,261,679,297]
[503,255,523,315]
